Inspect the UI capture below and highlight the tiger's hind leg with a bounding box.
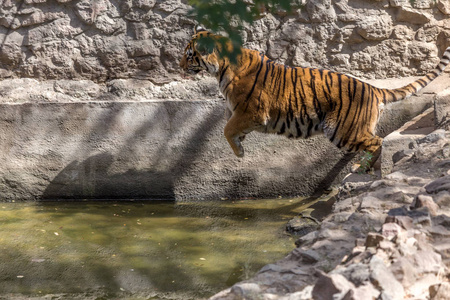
[349,135,382,173]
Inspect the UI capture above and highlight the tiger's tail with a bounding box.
[383,46,450,103]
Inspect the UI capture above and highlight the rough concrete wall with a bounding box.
[0,0,449,84]
[0,100,350,201]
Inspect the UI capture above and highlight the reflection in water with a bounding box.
[0,198,313,299]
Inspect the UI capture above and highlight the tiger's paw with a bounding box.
[235,148,244,158]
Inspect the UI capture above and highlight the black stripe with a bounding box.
[381,89,387,104]
[306,121,314,138]
[330,74,343,143]
[273,110,281,129]
[300,105,307,125]
[387,90,396,102]
[310,69,324,121]
[318,69,324,81]
[322,85,333,109]
[287,94,293,129]
[219,65,229,83]
[292,68,299,111]
[346,81,364,145]
[270,62,276,78]
[416,79,426,88]
[358,85,376,144]
[245,53,265,102]
[425,74,435,81]
[278,122,286,135]
[275,67,284,100]
[337,78,354,148]
[295,117,302,138]
[298,69,307,104]
[241,54,254,73]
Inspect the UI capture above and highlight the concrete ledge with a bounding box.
[381,108,435,177]
[381,86,450,177]
[0,76,447,201]
[435,88,450,130]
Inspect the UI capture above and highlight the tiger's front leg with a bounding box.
[223,113,254,157]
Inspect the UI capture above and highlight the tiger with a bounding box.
[179,26,450,171]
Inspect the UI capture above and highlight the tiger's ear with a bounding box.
[194,25,207,34]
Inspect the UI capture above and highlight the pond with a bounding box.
[0,197,321,299]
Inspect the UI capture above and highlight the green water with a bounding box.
[0,198,314,299]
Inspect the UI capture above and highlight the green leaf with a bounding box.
[187,0,296,62]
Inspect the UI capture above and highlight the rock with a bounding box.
[396,7,432,24]
[295,230,319,247]
[425,176,450,194]
[437,0,450,15]
[418,129,447,145]
[286,216,320,237]
[427,225,450,237]
[365,232,385,248]
[356,14,393,41]
[430,282,450,299]
[333,263,370,286]
[287,286,314,300]
[292,248,322,263]
[384,215,414,230]
[414,194,440,216]
[412,250,443,274]
[349,283,380,300]
[369,255,405,299]
[413,0,435,9]
[389,257,417,288]
[435,90,450,130]
[390,0,410,7]
[382,222,404,239]
[388,206,432,226]
[230,283,262,299]
[432,214,450,228]
[306,0,336,23]
[312,272,355,300]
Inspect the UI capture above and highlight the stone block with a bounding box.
[312,272,355,300]
[369,255,405,299]
[381,107,435,177]
[434,89,450,130]
[437,0,450,15]
[397,7,432,24]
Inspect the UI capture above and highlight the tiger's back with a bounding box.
[180,27,450,169]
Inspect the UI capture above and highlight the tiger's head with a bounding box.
[179,26,221,75]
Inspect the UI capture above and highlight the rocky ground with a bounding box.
[211,124,450,298]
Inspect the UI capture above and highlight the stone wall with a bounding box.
[0,0,449,84]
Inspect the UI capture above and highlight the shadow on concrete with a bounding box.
[41,102,224,200]
[41,152,177,200]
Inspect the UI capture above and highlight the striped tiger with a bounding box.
[180,26,450,170]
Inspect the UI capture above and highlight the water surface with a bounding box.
[0,198,315,299]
